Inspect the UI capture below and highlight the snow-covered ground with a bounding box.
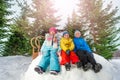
[109,59,120,80]
[0,55,120,80]
[0,56,32,80]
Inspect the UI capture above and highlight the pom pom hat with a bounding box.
[49,27,57,33]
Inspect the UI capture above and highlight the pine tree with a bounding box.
[4,0,32,56]
[0,0,13,54]
[77,0,120,59]
[27,0,61,37]
[65,10,83,38]
[11,0,31,38]
[4,31,29,56]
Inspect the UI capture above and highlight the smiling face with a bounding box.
[63,33,69,39]
[75,32,81,38]
[50,31,56,35]
[49,27,57,35]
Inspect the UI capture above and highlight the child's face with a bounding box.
[50,31,56,35]
[75,32,81,38]
[63,34,69,38]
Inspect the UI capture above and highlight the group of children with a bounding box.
[34,27,102,75]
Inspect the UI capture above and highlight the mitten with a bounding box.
[66,50,70,55]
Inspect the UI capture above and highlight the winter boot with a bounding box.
[76,62,82,68]
[34,66,44,74]
[83,63,92,71]
[50,71,59,75]
[97,63,102,70]
[93,63,102,73]
[65,63,71,71]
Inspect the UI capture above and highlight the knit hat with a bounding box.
[63,31,69,36]
[74,30,81,36]
[49,27,57,33]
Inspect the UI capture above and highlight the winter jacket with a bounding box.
[60,37,74,52]
[73,37,92,53]
[41,33,59,53]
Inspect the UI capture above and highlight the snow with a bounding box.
[0,56,32,80]
[109,59,120,80]
[23,54,120,80]
[0,54,120,80]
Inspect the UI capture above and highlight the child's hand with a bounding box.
[57,51,61,57]
[66,50,70,55]
[53,37,57,42]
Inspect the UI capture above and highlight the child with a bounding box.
[34,27,60,75]
[60,31,80,71]
[73,30,102,73]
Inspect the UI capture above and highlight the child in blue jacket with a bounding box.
[73,30,102,73]
[34,27,60,75]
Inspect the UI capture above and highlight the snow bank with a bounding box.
[0,55,120,80]
[23,54,117,80]
[109,59,120,80]
[0,56,31,80]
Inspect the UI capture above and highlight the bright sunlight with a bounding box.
[53,0,78,17]
[52,0,78,28]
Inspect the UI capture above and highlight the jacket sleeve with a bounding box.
[82,38,92,53]
[56,35,61,52]
[69,39,75,51]
[60,39,68,52]
[40,34,48,53]
[40,40,46,53]
[73,38,77,52]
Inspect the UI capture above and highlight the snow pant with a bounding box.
[60,50,79,65]
[76,50,97,67]
[38,48,60,72]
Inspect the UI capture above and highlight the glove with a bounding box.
[66,50,70,55]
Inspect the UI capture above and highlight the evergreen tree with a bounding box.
[27,0,61,37]
[77,0,120,59]
[4,31,28,56]
[0,0,13,54]
[4,0,32,56]
[65,10,83,38]
[11,0,31,38]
